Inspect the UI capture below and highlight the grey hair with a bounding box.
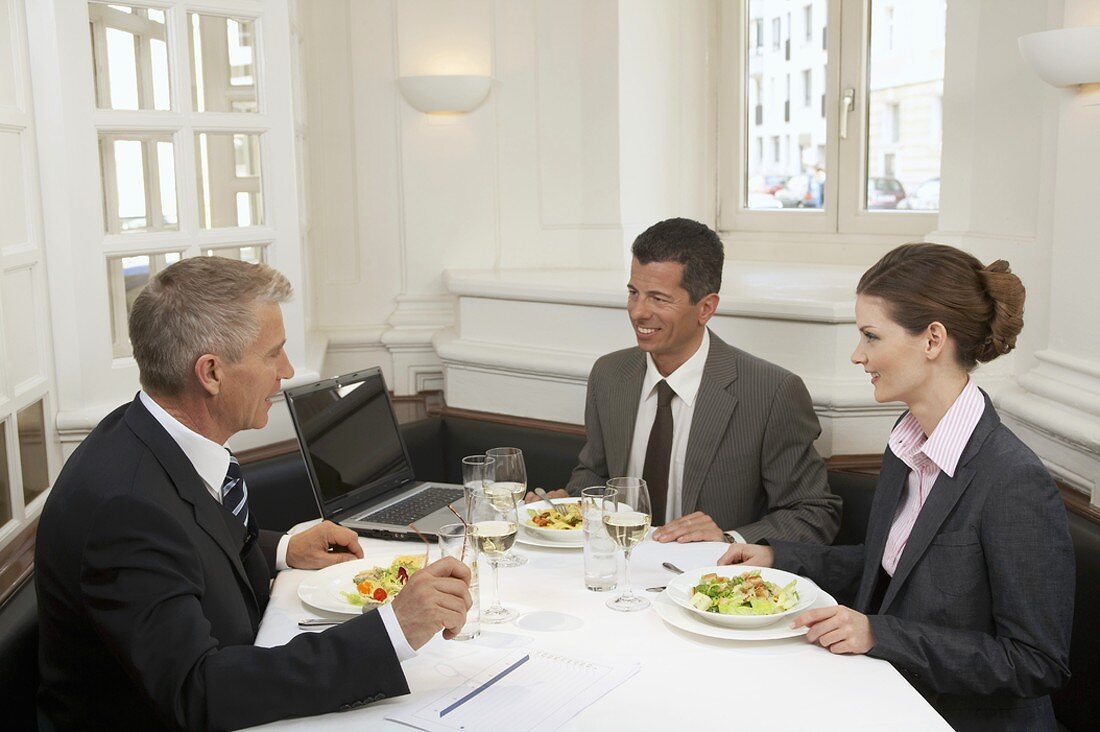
[129,256,292,396]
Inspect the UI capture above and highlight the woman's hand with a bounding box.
[792,605,875,655]
[717,543,775,567]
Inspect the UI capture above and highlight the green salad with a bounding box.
[340,555,425,607]
[689,570,800,616]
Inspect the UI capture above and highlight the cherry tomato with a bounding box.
[372,588,388,602]
[356,581,372,594]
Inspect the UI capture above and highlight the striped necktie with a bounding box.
[222,450,258,538]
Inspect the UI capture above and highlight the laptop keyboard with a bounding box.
[362,486,465,526]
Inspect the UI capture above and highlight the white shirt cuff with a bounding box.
[724,530,746,544]
[275,533,290,571]
[377,603,417,662]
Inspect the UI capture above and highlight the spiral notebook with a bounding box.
[385,649,640,732]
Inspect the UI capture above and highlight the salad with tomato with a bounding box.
[340,555,425,607]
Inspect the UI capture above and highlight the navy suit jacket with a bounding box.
[36,397,409,731]
[771,392,1074,731]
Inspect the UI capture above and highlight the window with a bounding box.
[722,0,946,236]
[752,18,763,52]
[772,18,781,51]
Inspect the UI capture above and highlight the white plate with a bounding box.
[653,579,837,641]
[520,497,584,542]
[666,565,818,629]
[515,523,584,549]
[297,554,423,615]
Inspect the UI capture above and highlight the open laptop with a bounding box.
[284,367,465,540]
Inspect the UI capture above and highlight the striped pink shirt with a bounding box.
[881,379,985,576]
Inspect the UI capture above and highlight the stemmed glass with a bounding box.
[467,481,520,623]
[602,477,652,612]
[486,447,528,568]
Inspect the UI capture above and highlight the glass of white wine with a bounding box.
[486,447,528,568]
[469,484,520,623]
[602,477,652,612]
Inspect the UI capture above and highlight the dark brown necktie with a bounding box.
[642,380,674,525]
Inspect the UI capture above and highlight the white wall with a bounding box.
[294,0,1100,496]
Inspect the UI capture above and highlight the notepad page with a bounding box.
[386,649,640,732]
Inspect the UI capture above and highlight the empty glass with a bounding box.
[603,477,652,612]
[486,447,528,568]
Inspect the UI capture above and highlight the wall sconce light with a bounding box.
[398,74,492,114]
[1019,27,1100,105]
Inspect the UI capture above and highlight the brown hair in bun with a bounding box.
[857,243,1025,370]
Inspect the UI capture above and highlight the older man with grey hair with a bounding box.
[36,257,472,731]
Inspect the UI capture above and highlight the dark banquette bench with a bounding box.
[3,415,1097,730]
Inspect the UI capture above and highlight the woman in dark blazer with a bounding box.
[720,243,1073,731]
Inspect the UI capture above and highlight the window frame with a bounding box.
[718,0,938,241]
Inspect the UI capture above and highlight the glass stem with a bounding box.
[491,558,503,611]
[620,548,634,600]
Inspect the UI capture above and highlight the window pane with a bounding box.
[107,252,183,357]
[196,132,264,229]
[866,0,945,211]
[190,13,259,113]
[100,134,178,233]
[745,0,827,211]
[202,245,265,263]
[17,400,48,507]
[89,3,172,111]
[0,421,10,526]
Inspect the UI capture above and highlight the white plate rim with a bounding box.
[297,553,422,615]
[652,580,837,641]
[665,565,819,628]
[515,523,584,549]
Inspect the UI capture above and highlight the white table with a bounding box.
[250,535,950,731]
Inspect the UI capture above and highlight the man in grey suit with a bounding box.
[552,218,840,545]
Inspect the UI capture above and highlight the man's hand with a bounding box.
[391,557,473,648]
[523,488,569,504]
[285,521,364,569]
[791,606,875,655]
[652,511,725,543]
[717,542,775,567]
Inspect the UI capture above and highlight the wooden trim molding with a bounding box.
[429,404,587,437]
[1059,484,1100,525]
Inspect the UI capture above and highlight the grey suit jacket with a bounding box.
[771,391,1074,732]
[566,331,840,544]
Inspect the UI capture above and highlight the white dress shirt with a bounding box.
[623,330,746,543]
[138,392,415,661]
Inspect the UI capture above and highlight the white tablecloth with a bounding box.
[250,536,950,731]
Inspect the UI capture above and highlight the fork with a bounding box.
[534,487,569,515]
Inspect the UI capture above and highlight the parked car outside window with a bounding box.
[896,177,940,210]
[867,177,906,209]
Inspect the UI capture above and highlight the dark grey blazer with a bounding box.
[771,391,1074,732]
[36,397,409,731]
[566,331,840,544]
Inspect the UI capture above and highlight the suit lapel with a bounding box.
[606,351,646,477]
[855,451,908,610]
[124,397,260,612]
[681,335,739,514]
[877,394,999,613]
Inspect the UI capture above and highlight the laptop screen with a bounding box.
[284,369,415,516]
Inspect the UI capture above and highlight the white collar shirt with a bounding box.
[626,328,710,524]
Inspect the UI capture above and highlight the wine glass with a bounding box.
[461,454,495,523]
[467,483,520,623]
[486,447,528,568]
[603,477,652,612]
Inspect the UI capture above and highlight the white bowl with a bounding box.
[521,497,585,542]
[666,565,818,629]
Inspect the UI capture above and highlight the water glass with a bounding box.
[437,523,480,641]
[581,485,618,592]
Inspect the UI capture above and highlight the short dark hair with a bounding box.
[631,218,724,303]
